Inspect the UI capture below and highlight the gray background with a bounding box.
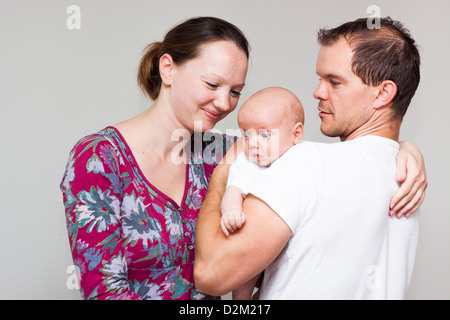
[0,0,448,299]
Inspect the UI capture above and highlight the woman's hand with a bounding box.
[390,141,428,218]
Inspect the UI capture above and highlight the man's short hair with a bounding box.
[317,17,420,119]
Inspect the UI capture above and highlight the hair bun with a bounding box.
[137,41,164,100]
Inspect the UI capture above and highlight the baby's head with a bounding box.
[238,87,304,167]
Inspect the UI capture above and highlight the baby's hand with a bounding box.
[220,209,246,236]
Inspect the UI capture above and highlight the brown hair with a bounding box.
[317,17,420,119]
[137,16,250,100]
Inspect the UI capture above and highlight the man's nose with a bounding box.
[313,80,328,100]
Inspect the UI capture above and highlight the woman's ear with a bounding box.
[159,53,174,86]
[292,122,304,145]
[374,80,397,109]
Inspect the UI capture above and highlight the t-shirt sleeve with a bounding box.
[247,142,323,232]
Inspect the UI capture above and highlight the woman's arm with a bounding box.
[391,141,428,217]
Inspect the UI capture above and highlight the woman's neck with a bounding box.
[115,99,192,163]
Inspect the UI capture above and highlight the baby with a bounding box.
[220,87,305,300]
[220,87,305,237]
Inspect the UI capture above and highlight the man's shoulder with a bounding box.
[282,140,333,162]
[289,140,341,152]
[291,137,399,156]
[267,141,328,177]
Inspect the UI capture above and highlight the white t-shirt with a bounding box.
[248,136,419,300]
[226,152,267,196]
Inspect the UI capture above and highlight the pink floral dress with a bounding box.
[60,127,236,299]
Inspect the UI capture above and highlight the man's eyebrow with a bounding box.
[317,72,346,81]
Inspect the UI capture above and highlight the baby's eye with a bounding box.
[243,132,249,138]
[260,132,271,139]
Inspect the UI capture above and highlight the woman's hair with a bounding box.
[317,17,420,119]
[137,16,250,100]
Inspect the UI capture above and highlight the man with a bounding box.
[194,17,423,299]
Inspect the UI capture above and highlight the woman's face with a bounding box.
[169,40,249,132]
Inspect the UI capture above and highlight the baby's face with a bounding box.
[241,123,294,167]
[238,88,304,166]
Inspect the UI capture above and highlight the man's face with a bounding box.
[313,37,378,141]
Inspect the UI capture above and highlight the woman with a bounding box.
[60,16,426,300]
[60,17,248,300]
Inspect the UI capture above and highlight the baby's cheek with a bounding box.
[243,147,250,159]
[263,142,278,159]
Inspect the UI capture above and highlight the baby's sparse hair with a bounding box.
[238,87,304,128]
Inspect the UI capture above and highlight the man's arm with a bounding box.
[232,272,262,300]
[195,191,291,296]
[194,145,291,296]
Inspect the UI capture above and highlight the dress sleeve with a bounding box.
[60,135,142,300]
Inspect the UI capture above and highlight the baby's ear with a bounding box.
[292,122,304,145]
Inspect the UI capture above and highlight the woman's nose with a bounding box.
[214,90,232,112]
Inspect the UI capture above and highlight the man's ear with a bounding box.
[374,80,397,109]
[292,122,304,145]
[159,53,174,86]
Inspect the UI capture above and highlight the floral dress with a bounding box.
[60,127,236,299]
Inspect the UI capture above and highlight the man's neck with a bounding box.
[341,117,401,142]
